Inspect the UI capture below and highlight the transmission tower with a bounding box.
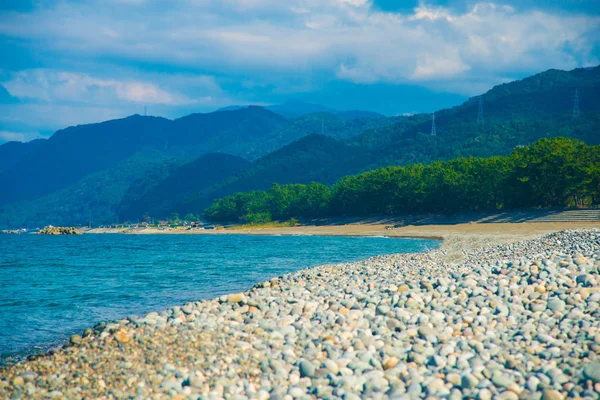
[477,95,484,126]
[431,112,437,137]
[573,88,581,119]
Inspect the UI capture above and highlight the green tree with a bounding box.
[203,138,600,222]
[183,213,198,223]
[168,212,181,225]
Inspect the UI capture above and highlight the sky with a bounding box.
[0,0,599,143]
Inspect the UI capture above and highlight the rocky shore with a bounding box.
[38,227,81,235]
[1,230,600,399]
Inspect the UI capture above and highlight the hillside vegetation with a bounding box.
[148,67,600,222]
[204,138,600,223]
[0,108,389,228]
[0,107,388,206]
[117,153,250,221]
[0,66,599,228]
[352,66,600,169]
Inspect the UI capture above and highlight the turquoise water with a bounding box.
[0,234,438,364]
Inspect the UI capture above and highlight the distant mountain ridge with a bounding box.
[1,66,599,228]
[160,134,365,218]
[144,66,600,221]
[0,106,389,207]
[218,100,385,119]
[0,139,46,173]
[0,105,391,227]
[118,153,250,220]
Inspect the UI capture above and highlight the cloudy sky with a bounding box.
[0,0,599,143]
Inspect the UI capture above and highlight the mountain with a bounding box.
[337,110,385,120]
[118,153,250,220]
[1,66,599,228]
[135,134,364,219]
[280,112,398,142]
[0,106,393,227]
[351,66,600,170]
[0,139,46,173]
[182,66,600,220]
[218,101,385,120]
[0,107,291,206]
[169,106,288,158]
[204,137,600,222]
[0,115,173,206]
[266,100,338,117]
[215,105,247,112]
[0,149,179,228]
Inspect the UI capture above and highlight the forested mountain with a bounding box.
[0,66,599,228]
[337,110,385,120]
[0,149,178,228]
[121,134,364,220]
[0,107,387,207]
[158,67,600,222]
[0,115,172,205]
[168,106,287,159]
[266,100,338,117]
[118,153,250,221]
[0,139,46,173]
[0,108,284,206]
[282,112,397,142]
[205,137,600,222]
[0,106,389,227]
[219,100,385,119]
[352,66,600,169]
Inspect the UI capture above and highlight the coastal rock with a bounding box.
[547,299,565,312]
[38,226,81,235]
[227,293,246,304]
[583,361,600,383]
[541,389,563,400]
[298,360,316,378]
[11,377,24,387]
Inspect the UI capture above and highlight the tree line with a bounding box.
[204,138,600,223]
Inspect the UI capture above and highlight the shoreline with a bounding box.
[85,220,600,239]
[0,235,442,366]
[2,228,600,399]
[86,221,600,265]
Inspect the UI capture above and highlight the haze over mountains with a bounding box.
[1,66,599,229]
[218,100,385,119]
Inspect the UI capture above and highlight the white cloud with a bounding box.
[0,1,595,95]
[3,70,197,105]
[0,70,235,135]
[412,54,471,80]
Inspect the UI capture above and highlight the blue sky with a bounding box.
[0,0,599,142]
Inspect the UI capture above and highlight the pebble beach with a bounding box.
[2,229,600,399]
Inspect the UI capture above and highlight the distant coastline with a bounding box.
[83,218,600,244]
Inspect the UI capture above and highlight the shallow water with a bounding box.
[0,234,439,363]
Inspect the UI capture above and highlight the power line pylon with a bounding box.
[431,112,437,137]
[573,88,581,119]
[477,95,484,126]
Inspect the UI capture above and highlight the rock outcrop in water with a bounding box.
[38,227,81,235]
[1,230,600,399]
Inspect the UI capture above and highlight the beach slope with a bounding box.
[2,229,600,399]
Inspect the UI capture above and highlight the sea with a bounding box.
[0,234,439,364]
